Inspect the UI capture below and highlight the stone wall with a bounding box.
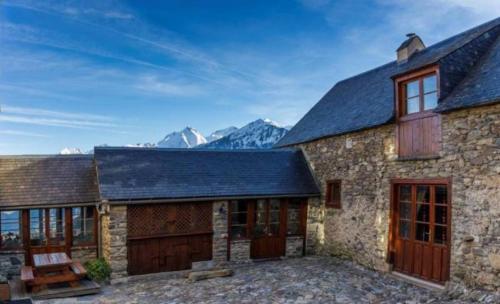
[102,205,128,280]
[306,197,323,255]
[286,236,304,258]
[0,252,24,279]
[299,104,500,290]
[212,201,228,266]
[230,240,251,262]
[71,247,97,265]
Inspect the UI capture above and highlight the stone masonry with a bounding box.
[0,252,24,279]
[102,204,128,280]
[286,236,304,257]
[229,240,251,262]
[212,200,228,266]
[71,247,97,265]
[299,104,500,290]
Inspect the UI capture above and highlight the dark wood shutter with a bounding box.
[326,180,341,209]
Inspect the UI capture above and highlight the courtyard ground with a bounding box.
[37,256,498,304]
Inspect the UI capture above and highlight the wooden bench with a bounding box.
[70,262,87,278]
[21,266,35,283]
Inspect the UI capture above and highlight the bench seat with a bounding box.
[20,266,35,283]
[70,262,87,277]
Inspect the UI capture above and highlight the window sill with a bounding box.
[0,249,25,254]
[230,239,250,243]
[397,155,440,161]
[72,245,97,250]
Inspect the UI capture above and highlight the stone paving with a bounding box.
[37,256,499,304]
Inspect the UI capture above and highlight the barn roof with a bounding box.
[0,155,100,208]
[276,17,500,147]
[94,147,320,202]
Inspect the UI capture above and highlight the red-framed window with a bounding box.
[325,180,342,209]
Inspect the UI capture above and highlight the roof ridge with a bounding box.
[94,146,299,153]
[0,154,93,159]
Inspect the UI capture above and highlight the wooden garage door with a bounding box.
[127,202,212,275]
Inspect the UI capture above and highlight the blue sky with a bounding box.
[0,0,498,154]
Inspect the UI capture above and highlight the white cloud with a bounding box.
[2,105,114,122]
[0,130,49,138]
[135,76,204,97]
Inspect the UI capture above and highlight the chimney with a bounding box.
[397,33,425,63]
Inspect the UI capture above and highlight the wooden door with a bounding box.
[392,182,450,283]
[27,208,70,265]
[250,199,285,259]
[127,202,213,275]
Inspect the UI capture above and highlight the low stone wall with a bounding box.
[0,252,24,279]
[230,240,251,262]
[212,201,228,266]
[286,236,304,258]
[102,205,128,280]
[71,247,97,265]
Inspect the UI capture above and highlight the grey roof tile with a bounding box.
[0,155,99,208]
[94,147,320,201]
[276,17,500,147]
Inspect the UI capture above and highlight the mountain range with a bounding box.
[60,118,290,153]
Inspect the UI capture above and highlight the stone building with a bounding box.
[276,17,500,290]
[0,17,499,293]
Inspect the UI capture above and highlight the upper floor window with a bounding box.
[403,73,438,115]
[396,66,441,158]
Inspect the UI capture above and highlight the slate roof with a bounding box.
[276,17,500,147]
[0,155,99,208]
[94,147,320,201]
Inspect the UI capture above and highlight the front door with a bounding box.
[27,208,70,264]
[250,199,285,259]
[392,182,451,283]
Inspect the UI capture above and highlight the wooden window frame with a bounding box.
[395,65,440,120]
[228,200,250,241]
[286,198,307,236]
[71,206,98,248]
[325,180,342,209]
[0,210,23,251]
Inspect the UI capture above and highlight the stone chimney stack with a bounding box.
[397,33,425,63]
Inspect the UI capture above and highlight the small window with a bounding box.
[326,180,342,209]
[72,207,96,246]
[48,208,65,246]
[403,73,438,115]
[1,210,22,249]
[230,201,248,239]
[30,209,46,246]
[287,199,303,235]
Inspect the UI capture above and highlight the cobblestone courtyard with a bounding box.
[38,256,498,304]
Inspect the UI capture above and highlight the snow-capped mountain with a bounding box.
[157,127,207,148]
[60,147,83,154]
[201,119,289,149]
[206,126,238,143]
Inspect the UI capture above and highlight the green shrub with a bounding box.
[84,258,111,283]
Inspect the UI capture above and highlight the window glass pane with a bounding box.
[1,211,22,248]
[269,223,280,236]
[230,226,247,239]
[424,92,438,110]
[434,225,447,244]
[423,75,437,93]
[399,220,410,239]
[435,206,447,225]
[30,209,46,246]
[406,80,419,98]
[254,200,267,237]
[416,223,430,242]
[73,207,95,245]
[399,185,411,202]
[416,204,430,222]
[406,96,419,114]
[435,186,447,205]
[399,202,411,220]
[287,200,301,235]
[416,185,430,203]
[49,208,65,246]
